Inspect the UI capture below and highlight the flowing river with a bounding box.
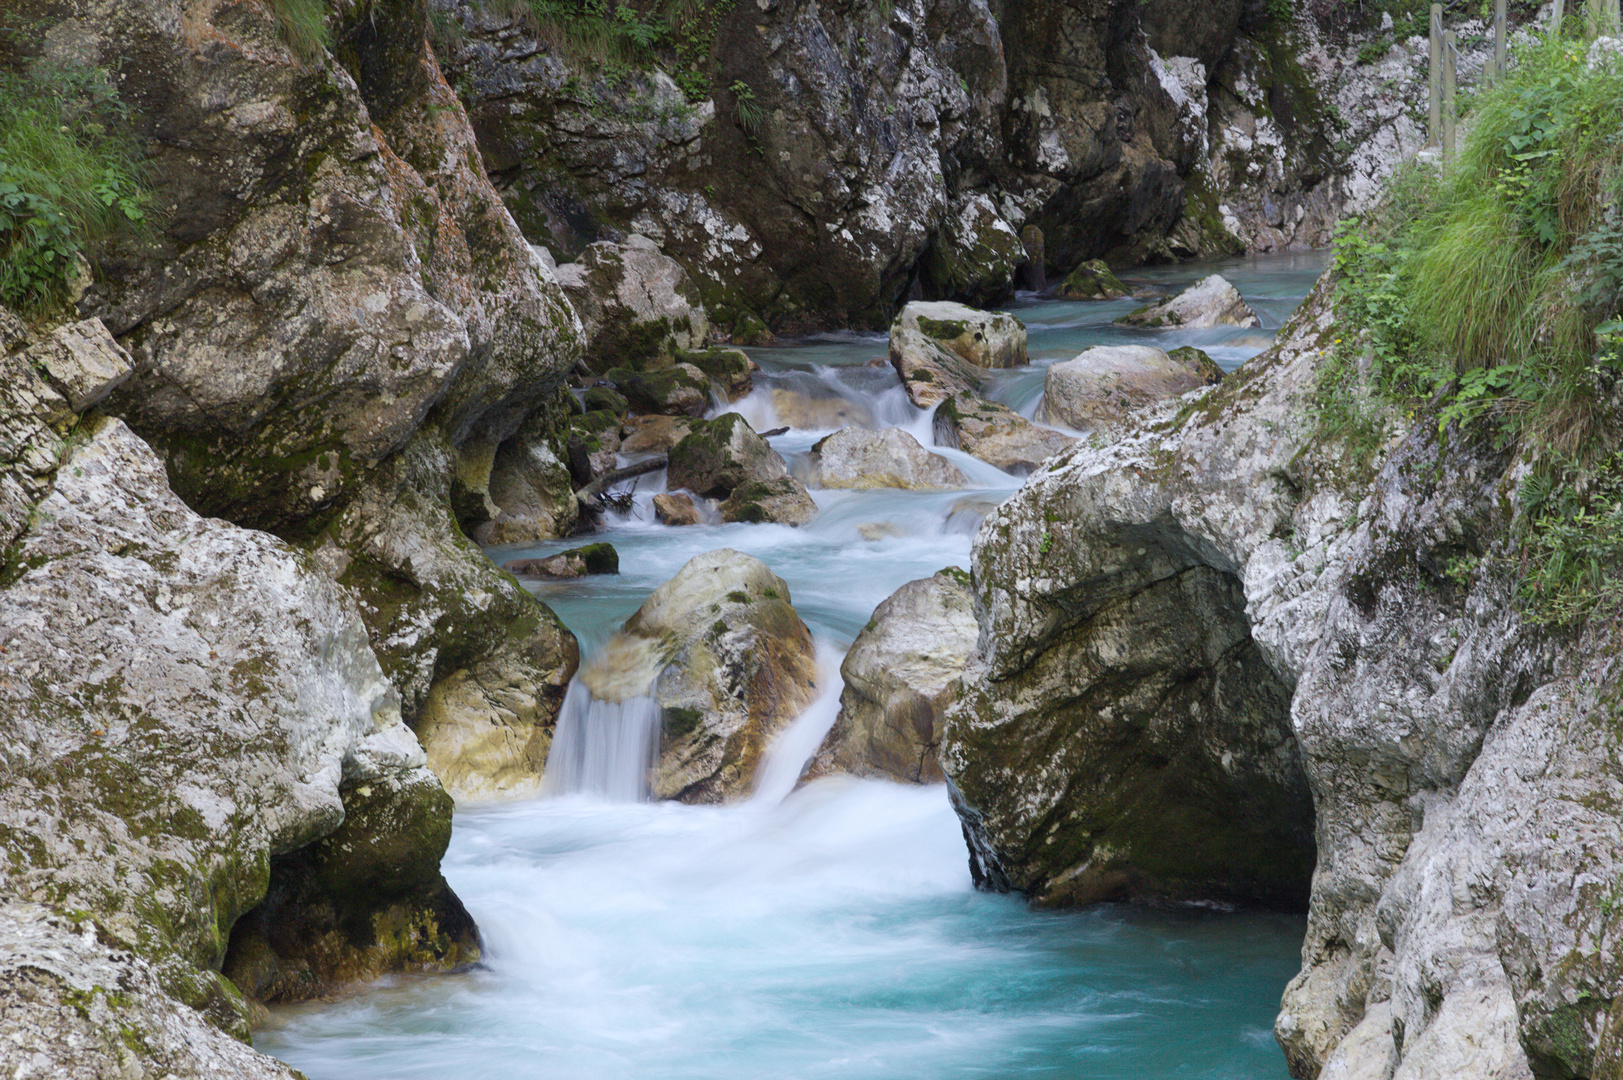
[257,251,1329,1080]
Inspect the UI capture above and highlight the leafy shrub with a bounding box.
[0,62,149,314]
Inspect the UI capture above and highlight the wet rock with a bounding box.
[808,427,969,491]
[566,410,623,484]
[23,319,134,413]
[1116,274,1259,329]
[621,414,696,454]
[221,771,479,1002]
[806,569,978,784]
[894,301,1027,369]
[677,347,754,401]
[654,492,703,526]
[944,496,999,536]
[934,393,1076,473]
[505,543,620,578]
[1038,344,1222,430]
[666,413,789,498]
[606,362,712,417]
[719,476,819,527]
[0,416,470,1027]
[858,522,907,542]
[1057,259,1129,301]
[768,388,875,431]
[324,433,579,793]
[888,328,985,409]
[554,235,709,371]
[612,549,820,803]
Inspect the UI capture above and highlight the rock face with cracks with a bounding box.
[807,570,979,784]
[590,550,821,803]
[0,404,475,1069]
[944,268,1623,1078]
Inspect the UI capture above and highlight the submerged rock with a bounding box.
[719,477,819,527]
[807,427,969,490]
[933,393,1076,473]
[806,569,979,784]
[554,235,710,371]
[505,543,620,578]
[611,550,820,803]
[1037,344,1222,430]
[1057,259,1129,301]
[653,492,703,526]
[666,413,789,498]
[894,301,1027,369]
[1115,274,1260,329]
[768,387,875,431]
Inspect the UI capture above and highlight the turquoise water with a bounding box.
[255,252,1327,1079]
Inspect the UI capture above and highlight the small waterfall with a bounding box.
[750,643,845,806]
[541,634,667,801]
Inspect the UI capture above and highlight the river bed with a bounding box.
[256,251,1328,1080]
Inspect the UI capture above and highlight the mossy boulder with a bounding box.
[606,362,712,417]
[1058,259,1129,300]
[804,570,978,784]
[666,412,789,498]
[893,300,1027,369]
[584,385,629,415]
[920,193,1025,308]
[505,542,620,578]
[719,476,819,527]
[677,347,755,401]
[888,327,987,409]
[933,393,1076,474]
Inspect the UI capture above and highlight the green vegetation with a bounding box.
[492,0,738,101]
[0,62,149,313]
[270,0,332,63]
[1325,34,1623,623]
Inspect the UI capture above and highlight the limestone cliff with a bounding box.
[945,269,1623,1078]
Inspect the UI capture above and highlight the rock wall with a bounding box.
[945,267,1623,1077]
[431,0,1415,331]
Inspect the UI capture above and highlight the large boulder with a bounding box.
[593,550,821,803]
[1116,274,1260,329]
[0,406,475,1053]
[889,327,986,409]
[677,347,755,401]
[894,301,1027,368]
[933,393,1076,473]
[1038,344,1222,430]
[554,235,710,372]
[806,569,979,784]
[806,427,970,490]
[666,412,789,498]
[470,428,580,544]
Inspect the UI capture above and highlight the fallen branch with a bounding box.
[576,455,667,512]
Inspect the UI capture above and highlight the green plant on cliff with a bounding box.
[1328,35,1623,622]
[0,62,149,313]
[504,0,734,100]
[270,0,332,62]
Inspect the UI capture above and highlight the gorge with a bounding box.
[3,0,1620,1078]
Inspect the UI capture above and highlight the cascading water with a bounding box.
[256,251,1328,1080]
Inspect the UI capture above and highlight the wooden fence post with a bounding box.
[1443,30,1457,163]
[1429,4,1443,147]
[1496,0,1508,79]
